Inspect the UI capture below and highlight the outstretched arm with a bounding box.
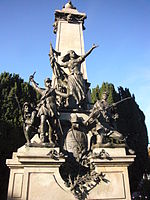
[83,44,98,60]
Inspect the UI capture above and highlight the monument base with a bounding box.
[88,147,135,200]
[6,146,75,200]
[7,146,135,200]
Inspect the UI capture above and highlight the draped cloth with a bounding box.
[68,71,86,104]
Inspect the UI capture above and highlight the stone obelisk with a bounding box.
[53,1,87,79]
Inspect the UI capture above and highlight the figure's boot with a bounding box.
[48,124,55,147]
[24,126,31,146]
[40,115,46,143]
[40,132,45,143]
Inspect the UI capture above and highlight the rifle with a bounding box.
[84,97,132,124]
[106,97,132,110]
[15,94,28,141]
[15,94,24,122]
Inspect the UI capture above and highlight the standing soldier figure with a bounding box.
[29,75,58,144]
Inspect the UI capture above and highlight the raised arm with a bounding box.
[29,75,43,95]
[82,44,98,60]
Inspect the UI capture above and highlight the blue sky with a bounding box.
[0,0,150,141]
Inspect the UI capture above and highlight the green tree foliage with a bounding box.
[0,72,39,152]
[91,82,120,104]
[91,85,100,103]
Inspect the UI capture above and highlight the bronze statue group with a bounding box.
[22,43,124,149]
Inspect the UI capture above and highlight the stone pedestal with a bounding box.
[7,146,134,200]
[6,146,75,200]
[88,147,135,200]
